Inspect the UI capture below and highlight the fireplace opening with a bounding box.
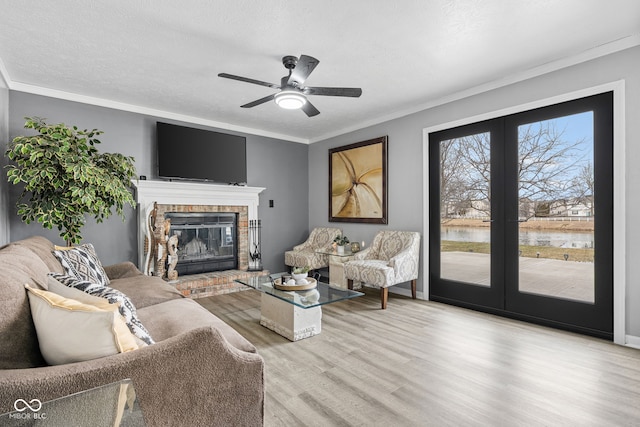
[165,212,238,275]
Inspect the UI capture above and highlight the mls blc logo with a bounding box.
[10,398,46,419]
[14,398,42,412]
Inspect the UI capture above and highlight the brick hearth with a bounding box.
[170,269,269,299]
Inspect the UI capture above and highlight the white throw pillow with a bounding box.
[49,273,155,345]
[47,276,150,349]
[47,275,112,306]
[25,285,140,365]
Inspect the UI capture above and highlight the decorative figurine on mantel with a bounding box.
[167,234,178,280]
[144,202,158,275]
[167,234,179,281]
[153,218,172,279]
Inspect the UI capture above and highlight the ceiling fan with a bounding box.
[218,55,362,117]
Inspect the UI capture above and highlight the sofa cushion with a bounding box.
[103,261,144,280]
[108,274,184,309]
[13,235,66,274]
[0,243,50,368]
[54,243,110,287]
[137,298,257,354]
[50,273,155,345]
[25,285,140,365]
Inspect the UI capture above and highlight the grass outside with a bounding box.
[442,218,594,232]
[441,240,594,263]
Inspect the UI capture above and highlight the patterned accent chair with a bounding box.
[284,227,343,271]
[344,230,420,309]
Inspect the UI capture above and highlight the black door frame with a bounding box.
[428,92,614,340]
[428,119,505,310]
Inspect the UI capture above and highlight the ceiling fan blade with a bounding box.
[218,73,281,89]
[305,86,362,97]
[241,94,276,108]
[301,100,320,117]
[287,55,319,87]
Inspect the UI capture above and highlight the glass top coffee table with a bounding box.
[236,273,363,341]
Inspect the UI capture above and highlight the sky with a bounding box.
[521,110,594,164]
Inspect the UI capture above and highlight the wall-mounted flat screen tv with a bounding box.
[157,122,247,184]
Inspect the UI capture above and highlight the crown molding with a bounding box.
[309,34,640,143]
[6,80,309,144]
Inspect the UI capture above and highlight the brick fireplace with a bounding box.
[133,180,267,298]
[152,204,248,277]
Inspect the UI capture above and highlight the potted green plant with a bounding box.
[5,117,137,245]
[333,234,350,254]
[291,266,310,283]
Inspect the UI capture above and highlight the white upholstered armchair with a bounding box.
[344,230,420,309]
[284,227,342,271]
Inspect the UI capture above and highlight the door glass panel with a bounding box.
[517,112,595,303]
[440,132,491,286]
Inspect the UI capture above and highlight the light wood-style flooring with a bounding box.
[197,288,640,426]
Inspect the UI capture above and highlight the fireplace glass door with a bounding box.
[165,212,238,275]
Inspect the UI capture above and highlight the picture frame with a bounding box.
[329,136,388,223]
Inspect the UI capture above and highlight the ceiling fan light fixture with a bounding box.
[274,90,307,109]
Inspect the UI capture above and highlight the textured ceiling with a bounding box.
[0,1,639,143]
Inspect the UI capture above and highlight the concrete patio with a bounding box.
[441,252,595,303]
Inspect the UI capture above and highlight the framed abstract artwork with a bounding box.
[329,136,388,223]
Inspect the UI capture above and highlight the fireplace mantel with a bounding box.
[133,179,265,208]
[132,179,265,271]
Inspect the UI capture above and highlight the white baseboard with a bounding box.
[625,335,640,350]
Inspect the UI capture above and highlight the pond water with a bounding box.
[441,227,594,249]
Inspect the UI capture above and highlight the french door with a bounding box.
[429,92,613,339]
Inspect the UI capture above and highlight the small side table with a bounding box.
[316,248,355,290]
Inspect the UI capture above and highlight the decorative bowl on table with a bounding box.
[274,277,317,291]
[292,272,308,284]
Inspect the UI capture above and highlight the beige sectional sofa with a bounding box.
[0,236,264,426]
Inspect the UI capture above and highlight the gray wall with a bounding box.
[247,134,309,272]
[6,46,639,338]
[0,75,8,245]
[7,92,309,271]
[310,46,640,337]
